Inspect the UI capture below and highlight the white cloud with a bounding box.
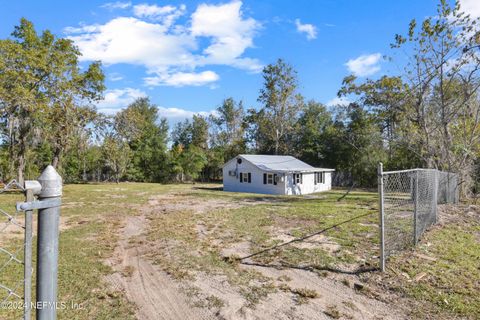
[96,88,146,114]
[68,17,197,80]
[191,1,262,71]
[294,19,317,40]
[133,3,186,27]
[458,0,480,18]
[144,70,219,87]
[133,4,175,17]
[345,53,382,77]
[108,73,124,81]
[95,88,216,124]
[326,96,351,107]
[66,1,261,87]
[157,106,214,121]
[64,24,100,34]
[101,1,131,10]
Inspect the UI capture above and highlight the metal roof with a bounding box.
[238,154,335,173]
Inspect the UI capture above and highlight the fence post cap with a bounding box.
[24,180,42,195]
[38,165,62,198]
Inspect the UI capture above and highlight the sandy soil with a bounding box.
[104,212,215,320]
[106,193,410,320]
[0,214,71,242]
[245,266,403,320]
[146,193,282,215]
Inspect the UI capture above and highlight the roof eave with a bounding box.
[262,168,336,173]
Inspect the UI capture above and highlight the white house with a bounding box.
[222,154,335,195]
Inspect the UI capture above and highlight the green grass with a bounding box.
[386,211,480,319]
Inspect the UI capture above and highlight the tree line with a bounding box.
[1,1,479,197]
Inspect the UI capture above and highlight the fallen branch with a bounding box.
[337,183,356,202]
[240,260,378,275]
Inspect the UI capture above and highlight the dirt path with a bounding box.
[104,213,214,320]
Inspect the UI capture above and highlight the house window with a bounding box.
[240,172,252,183]
[293,173,302,185]
[315,172,325,184]
[267,173,273,184]
[263,173,276,185]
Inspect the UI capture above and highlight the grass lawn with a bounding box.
[381,205,480,319]
[0,182,478,319]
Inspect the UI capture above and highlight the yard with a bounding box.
[0,183,478,319]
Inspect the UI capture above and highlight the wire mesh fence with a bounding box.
[0,180,28,318]
[378,166,459,270]
[437,171,459,204]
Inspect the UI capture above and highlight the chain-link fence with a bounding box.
[437,171,459,204]
[0,180,29,319]
[377,165,459,271]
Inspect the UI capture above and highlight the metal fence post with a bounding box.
[24,189,33,320]
[455,174,459,204]
[413,170,419,245]
[433,170,438,224]
[23,180,42,320]
[36,166,62,320]
[378,163,385,272]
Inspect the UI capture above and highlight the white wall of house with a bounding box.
[285,172,332,195]
[223,158,286,195]
[223,157,333,195]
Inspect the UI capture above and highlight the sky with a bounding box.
[1,0,479,125]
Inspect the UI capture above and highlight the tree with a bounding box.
[167,144,207,182]
[114,98,169,182]
[295,100,334,166]
[339,75,411,165]
[256,59,304,154]
[390,0,480,195]
[102,136,131,183]
[342,104,386,186]
[209,98,246,157]
[191,115,209,150]
[170,115,209,181]
[171,119,193,148]
[334,1,480,194]
[208,98,247,178]
[181,146,208,180]
[0,18,105,183]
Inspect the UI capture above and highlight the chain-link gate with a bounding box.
[377,164,459,271]
[0,166,62,319]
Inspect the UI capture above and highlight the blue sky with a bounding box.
[1,0,477,124]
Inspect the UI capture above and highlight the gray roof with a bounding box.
[238,154,334,173]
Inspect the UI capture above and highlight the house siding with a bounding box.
[285,172,332,195]
[223,156,333,195]
[223,159,286,195]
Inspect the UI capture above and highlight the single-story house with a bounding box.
[222,154,335,195]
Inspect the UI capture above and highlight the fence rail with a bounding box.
[378,164,459,271]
